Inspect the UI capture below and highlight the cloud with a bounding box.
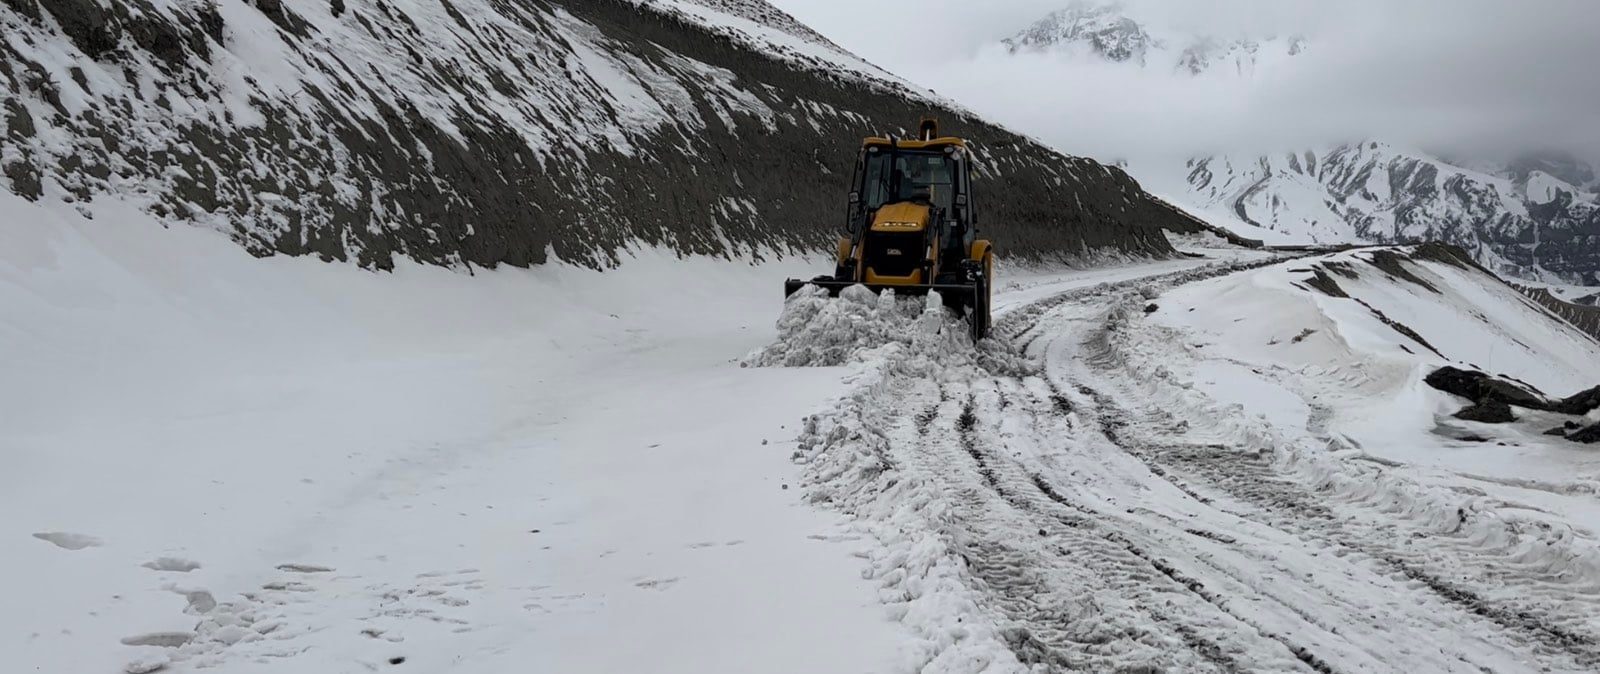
[769,0,1600,166]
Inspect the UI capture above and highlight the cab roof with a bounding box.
[862,137,968,151]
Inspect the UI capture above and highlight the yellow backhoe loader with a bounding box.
[784,118,995,338]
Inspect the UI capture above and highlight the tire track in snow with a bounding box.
[986,378,1333,674]
[786,254,1598,673]
[930,378,1311,672]
[1056,290,1600,671]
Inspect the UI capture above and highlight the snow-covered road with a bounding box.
[787,251,1600,672]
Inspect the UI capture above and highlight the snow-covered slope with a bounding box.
[0,0,1197,269]
[1002,1,1305,76]
[1155,244,1600,528]
[1184,145,1600,284]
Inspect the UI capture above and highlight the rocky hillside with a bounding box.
[1187,145,1600,284]
[0,0,1197,270]
[1003,1,1305,76]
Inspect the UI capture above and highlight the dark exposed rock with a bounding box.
[37,0,119,59]
[4,98,34,140]
[1544,427,1569,437]
[1553,385,1600,416]
[1354,298,1443,358]
[1452,401,1515,424]
[2,0,39,20]
[1364,249,1439,293]
[1410,242,1481,272]
[1424,366,1550,410]
[1304,269,1349,298]
[3,158,41,199]
[249,0,310,37]
[1511,283,1600,342]
[1322,260,1361,279]
[1568,424,1600,444]
[1143,303,1158,314]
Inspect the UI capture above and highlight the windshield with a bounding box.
[861,150,955,212]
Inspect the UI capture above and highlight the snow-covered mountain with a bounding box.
[1001,2,1600,285]
[1186,145,1600,284]
[1002,1,1305,76]
[0,0,1203,270]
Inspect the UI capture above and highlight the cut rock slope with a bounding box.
[0,0,1196,268]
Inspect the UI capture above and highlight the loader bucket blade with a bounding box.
[784,279,977,301]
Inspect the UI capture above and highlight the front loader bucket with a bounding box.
[783,278,989,339]
[784,278,976,302]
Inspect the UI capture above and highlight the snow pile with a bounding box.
[744,285,976,368]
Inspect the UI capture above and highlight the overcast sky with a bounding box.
[767,0,1600,171]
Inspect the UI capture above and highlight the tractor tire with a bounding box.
[969,256,993,341]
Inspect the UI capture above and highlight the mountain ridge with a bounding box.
[1002,1,1305,76]
[1000,1,1600,285]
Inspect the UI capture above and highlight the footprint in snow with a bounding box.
[143,557,202,572]
[276,563,334,573]
[633,577,680,590]
[33,531,102,550]
[120,631,194,648]
[124,653,171,674]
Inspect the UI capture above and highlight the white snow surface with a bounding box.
[15,187,1600,673]
[1158,247,1600,537]
[2,192,907,673]
[751,241,1600,671]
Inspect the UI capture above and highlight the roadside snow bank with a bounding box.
[743,285,961,367]
[791,372,1031,674]
[746,286,1034,672]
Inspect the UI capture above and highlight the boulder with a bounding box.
[1553,384,1600,416]
[1568,424,1600,444]
[1424,367,1549,410]
[1453,401,1516,424]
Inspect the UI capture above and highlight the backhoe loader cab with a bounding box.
[785,118,995,338]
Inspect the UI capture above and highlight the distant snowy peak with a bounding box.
[1174,34,1307,76]
[1002,1,1305,76]
[1002,2,1155,63]
[1183,143,1600,284]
